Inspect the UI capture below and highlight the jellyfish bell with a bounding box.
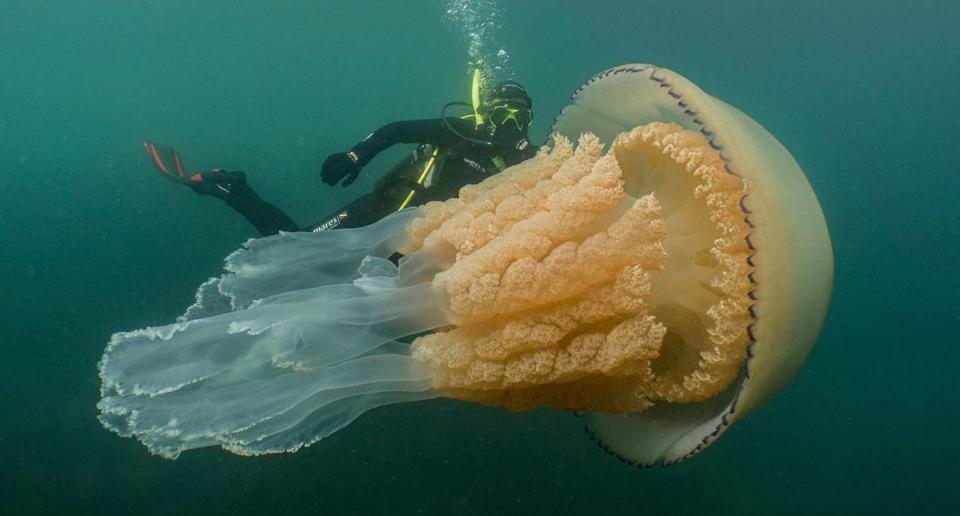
[550,64,834,464]
[97,64,832,465]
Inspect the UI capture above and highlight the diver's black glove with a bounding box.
[321,151,363,187]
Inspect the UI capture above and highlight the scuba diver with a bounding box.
[146,78,537,236]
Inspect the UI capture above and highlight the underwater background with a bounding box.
[1,0,957,514]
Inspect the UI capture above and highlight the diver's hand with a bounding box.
[321,151,362,187]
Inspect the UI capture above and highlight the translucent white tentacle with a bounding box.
[98,208,445,459]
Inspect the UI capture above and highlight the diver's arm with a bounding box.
[350,118,470,164]
[322,118,474,187]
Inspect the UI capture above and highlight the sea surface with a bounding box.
[1,1,957,514]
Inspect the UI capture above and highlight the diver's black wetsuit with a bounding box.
[217,117,537,236]
[202,172,300,234]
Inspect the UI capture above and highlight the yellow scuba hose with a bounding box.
[397,148,439,211]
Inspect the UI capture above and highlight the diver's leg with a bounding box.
[306,192,397,232]
[143,142,298,236]
[205,172,300,236]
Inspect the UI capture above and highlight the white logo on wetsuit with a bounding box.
[462,158,484,172]
[313,211,349,232]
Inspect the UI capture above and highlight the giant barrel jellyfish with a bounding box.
[98,64,833,466]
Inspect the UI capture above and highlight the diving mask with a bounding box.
[488,104,533,129]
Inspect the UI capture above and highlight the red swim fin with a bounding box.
[144,141,188,182]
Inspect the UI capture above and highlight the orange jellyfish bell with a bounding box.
[98,64,832,466]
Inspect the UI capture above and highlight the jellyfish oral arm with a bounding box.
[98,210,447,459]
